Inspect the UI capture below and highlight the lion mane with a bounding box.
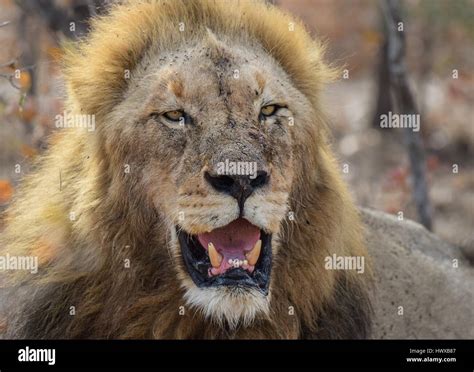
[0,0,373,339]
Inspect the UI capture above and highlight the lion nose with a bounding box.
[204,171,269,210]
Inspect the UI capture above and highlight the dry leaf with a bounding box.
[18,70,32,92]
[21,144,38,159]
[0,180,13,204]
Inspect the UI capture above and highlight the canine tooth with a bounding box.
[208,242,222,268]
[246,240,261,266]
[228,259,233,264]
[243,259,248,265]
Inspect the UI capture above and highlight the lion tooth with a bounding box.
[246,240,261,266]
[208,242,222,268]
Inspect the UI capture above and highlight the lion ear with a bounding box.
[204,27,230,62]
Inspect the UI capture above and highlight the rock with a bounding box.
[361,208,474,339]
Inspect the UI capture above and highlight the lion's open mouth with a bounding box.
[177,218,272,294]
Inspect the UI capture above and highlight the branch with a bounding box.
[381,0,433,230]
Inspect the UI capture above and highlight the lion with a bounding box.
[1,0,374,339]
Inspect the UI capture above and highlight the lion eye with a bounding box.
[163,110,184,122]
[260,105,278,117]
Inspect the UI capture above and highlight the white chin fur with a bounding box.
[183,284,270,330]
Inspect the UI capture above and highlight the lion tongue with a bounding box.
[197,218,261,276]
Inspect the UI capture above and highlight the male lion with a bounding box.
[0,0,405,339]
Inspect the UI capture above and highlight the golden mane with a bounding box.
[63,0,334,118]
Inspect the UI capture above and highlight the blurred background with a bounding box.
[0,0,473,252]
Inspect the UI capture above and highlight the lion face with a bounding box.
[105,36,314,327]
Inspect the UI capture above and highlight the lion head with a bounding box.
[1,0,372,339]
[107,30,322,327]
[90,2,334,328]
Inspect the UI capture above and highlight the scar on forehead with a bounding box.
[255,72,266,94]
[168,78,184,98]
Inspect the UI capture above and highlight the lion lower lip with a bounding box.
[177,220,272,294]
